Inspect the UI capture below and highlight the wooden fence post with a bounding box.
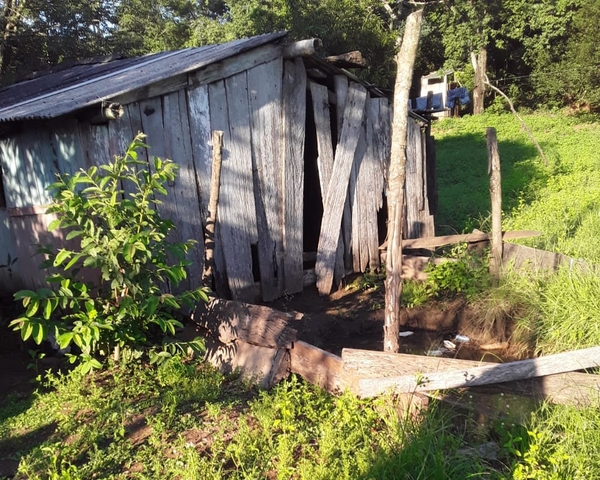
[202,130,224,288]
[486,127,502,277]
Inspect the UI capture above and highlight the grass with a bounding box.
[433,111,600,262]
[1,360,507,479]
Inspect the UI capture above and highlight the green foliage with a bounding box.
[9,134,208,372]
[509,401,600,479]
[189,0,398,87]
[425,244,490,299]
[0,367,502,478]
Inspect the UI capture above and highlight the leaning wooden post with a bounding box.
[384,9,424,353]
[202,130,224,288]
[486,127,502,277]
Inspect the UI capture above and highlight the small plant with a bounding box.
[425,244,490,299]
[10,134,208,372]
[0,252,18,273]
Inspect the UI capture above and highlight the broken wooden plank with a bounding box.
[193,298,300,349]
[282,58,307,295]
[248,58,285,301]
[310,81,345,285]
[334,74,353,271]
[315,83,367,295]
[290,340,355,393]
[342,348,600,406]
[206,338,290,390]
[348,346,600,398]
[388,230,541,250]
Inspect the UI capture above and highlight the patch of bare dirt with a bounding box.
[270,278,521,362]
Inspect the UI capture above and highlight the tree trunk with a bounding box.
[471,47,487,114]
[384,9,423,353]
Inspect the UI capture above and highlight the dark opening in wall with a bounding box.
[0,162,7,208]
[302,88,323,265]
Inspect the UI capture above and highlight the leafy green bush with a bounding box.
[425,244,490,299]
[10,134,208,372]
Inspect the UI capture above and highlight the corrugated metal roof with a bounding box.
[0,32,287,123]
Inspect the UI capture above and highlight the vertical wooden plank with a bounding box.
[310,81,345,284]
[418,127,435,238]
[364,97,383,269]
[51,119,84,178]
[88,124,112,168]
[187,84,213,220]
[378,98,392,199]
[405,118,422,239]
[0,210,21,289]
[350,117,369,272]
[160,90,206,290]
[282,59,307,295]
[206,82,230,298]
[248,58,285,301]
[334,75,353,270]
[315,83,367,295]
[0,136,25,208]
[209,77,258,302]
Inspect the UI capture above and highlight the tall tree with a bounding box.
[384,8,423,353]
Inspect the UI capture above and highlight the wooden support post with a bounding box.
[384,9,423,352]
[202,131,224,288]
[487,127,502,277]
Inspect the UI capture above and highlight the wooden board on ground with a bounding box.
[394,230,541,250]
[342,348,600,406]
[290,341,354,393]
[343,346,600,399]
[206,338,289,390]
[193,298,301,349]
[502,242,591,272]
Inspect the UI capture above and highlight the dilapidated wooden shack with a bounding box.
[0,32,435,301]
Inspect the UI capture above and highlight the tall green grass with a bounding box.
[433,112,600,263]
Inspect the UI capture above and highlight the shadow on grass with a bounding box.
[434,132,548,235]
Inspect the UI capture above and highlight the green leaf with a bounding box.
[47,219,61,231]
[32,322,45,345]
[56,332,75,349]
[14,290,37,301]
[43,298,53,320]
[22,320,33,341]
[65,230,83,240]
[26,298,39,317]
[53,249,72,267]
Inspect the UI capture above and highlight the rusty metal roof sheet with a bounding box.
[0,32,287,123]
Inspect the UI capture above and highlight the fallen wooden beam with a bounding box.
[379,230,541,251]
[344,346,600,398]
[290,340,355,393]
[206,338,290,390]
[325,51,368,69]
[193,298,301,349]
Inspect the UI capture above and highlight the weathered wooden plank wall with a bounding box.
[248,58,285,301]
[282,58,307,295]
[0,48,432,300]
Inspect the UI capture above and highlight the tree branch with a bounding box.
[484,75,549,166]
